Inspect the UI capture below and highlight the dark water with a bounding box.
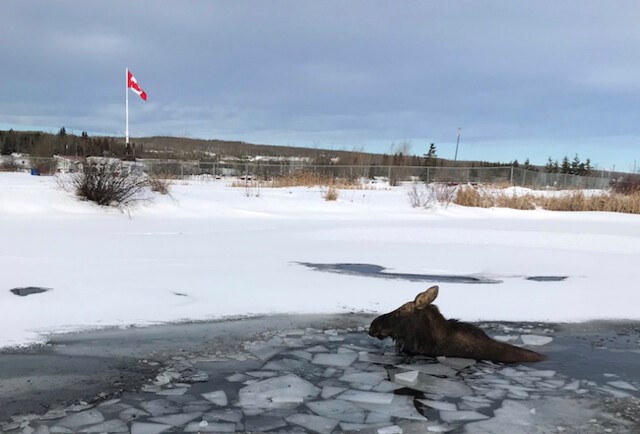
[10,287,51,296]
[298,262,569,285]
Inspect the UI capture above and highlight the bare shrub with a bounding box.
[432,183,457,208]
[322,185,339,201]
[0,157,21,172]
[147,176,172,195]
[70,160,151,207]
[243,180,261,198]
[407,183,434,208]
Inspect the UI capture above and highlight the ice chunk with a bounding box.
[49,428,73,434]
[306,399,366,423]
[599,386,633,398]
[484,389,507,400]
[41,409,68,420]
[398,363,457,378]
[238,374,320,409]
[358,353,404,365]
[439,410,489,422]
[373,380,403,393]
[520,335,553,346]
[607,380,638,391]
[263,358,314,373]
[119,407,149,421]
[204,408,243,423]
[391,372,473,398]
[246,370,279,378]
[202,390,228,406]
[427,424,455,432]
[183,400,213,413]
[183,421,237,432]
[340,390,395,404]
[79,419,128,433]
[377,426,403,434]
[226,373,250,382]
[493,335,517,342]
[130,422,173,434]
[339,371,388,386]
[244,415,287,432]
[156,387,188,396]
[394,370,419,383]
[321,386,347,399]
[285,413,339,434]
[417,399,457,411]
[139,399,180,417]
[246,342,283,361]
[149,412,201,426]
[312,353,358,367]
[271,396,305,404]
[367,412,392,423]
[563,380,581,391]
[34,426,51,434]
[56,409,105,429]
[436,357,476,370]
[288,350,313,361]
[307,345,330,353]
[525,369,556,378]
[351,395,427,421]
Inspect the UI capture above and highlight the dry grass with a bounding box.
[322,186,339,201]
[454,185,640,214]
[147,175,172,195]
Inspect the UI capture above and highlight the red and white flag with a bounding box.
[127,70,147,101]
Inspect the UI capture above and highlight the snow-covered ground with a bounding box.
[1,173,639,349]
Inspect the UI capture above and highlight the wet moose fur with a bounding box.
[369,286,546,363]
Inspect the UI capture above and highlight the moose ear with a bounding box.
[414,286,439,309]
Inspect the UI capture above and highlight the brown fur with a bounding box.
[369,286,546,363]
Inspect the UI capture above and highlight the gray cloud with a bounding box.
[1,1,640,168]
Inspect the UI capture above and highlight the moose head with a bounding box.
[369,286,546,363]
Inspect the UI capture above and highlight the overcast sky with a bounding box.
[1,1,640,170]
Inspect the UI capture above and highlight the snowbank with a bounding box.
[1,172,639,348]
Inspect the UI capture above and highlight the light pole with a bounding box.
[454,127,461,162]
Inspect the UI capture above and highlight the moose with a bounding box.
[369,286,546,363]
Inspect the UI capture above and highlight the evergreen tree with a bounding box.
[523,158,532,171]
[544,157,555,173]
[560,156,571,174]
[1,129,17,155]
[584,158,592,175]
[570,154,581,175]
[512,159,520,168]
[552,160,559,173]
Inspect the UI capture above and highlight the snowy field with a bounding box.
[1,172,640,349]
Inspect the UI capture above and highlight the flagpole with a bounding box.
[125,67,129,145]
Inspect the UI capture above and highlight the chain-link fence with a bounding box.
[1,156,613,190]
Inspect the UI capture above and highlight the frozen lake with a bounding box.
[1,315,638,433]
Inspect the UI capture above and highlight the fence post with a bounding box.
[180,162,184,179]
[510,166,514,186]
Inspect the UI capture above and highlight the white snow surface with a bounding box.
[1,173,640,348]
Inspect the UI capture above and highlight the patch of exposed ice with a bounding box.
[307,399,366,423]
[417,399,457,411]
[285,413,339,434]
[322,385,347,399]
[244,415,287,432]
[130,422,173,434]
[246,342,283,361]
[373,380,404,393]
[201,390,228,406]
[139,399,181,417]
[392,372,473,398]
[436,357,476,370]
[312,352,358,367]
[79,419,128,433]
[183,421,237,432]
[203,408,243,423]
[394,370,419,383]
[607,380,638,391]
[156,387,188,396]
[377,425,403,434]
[398,363,457,378]
[340,390,395,404]
[56,410,105,429]
[340,371,388,386]
[238,374,320,409]
[149,411,201,427]
[351,395,427,421]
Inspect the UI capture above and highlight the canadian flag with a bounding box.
[127,70,147,101]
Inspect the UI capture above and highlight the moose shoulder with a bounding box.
[369,286,546,363]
